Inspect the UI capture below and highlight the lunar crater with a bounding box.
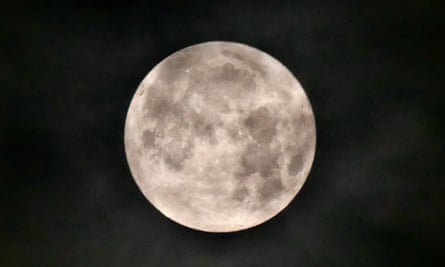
[259,177,285,202]
[142,129,156,149]
[244,106,278,144]
[239,143,279,178]
[209,63,257,94]
[288,153,304,176]
[220,49,268,78]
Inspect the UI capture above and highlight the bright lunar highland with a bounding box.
[124,41,316,232]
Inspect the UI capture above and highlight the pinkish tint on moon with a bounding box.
[124,41,316,232]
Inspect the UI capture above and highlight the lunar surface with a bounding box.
[124,41,316,232]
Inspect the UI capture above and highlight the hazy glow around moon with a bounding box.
[124,41,316,232]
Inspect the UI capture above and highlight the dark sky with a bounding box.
[2,1,444,266]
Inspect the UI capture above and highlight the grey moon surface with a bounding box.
[124,41,316,232]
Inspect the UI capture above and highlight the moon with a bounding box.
[124,41,316,232]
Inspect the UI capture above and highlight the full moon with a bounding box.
[124,41,316,232]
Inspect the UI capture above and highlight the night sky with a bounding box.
[2,1,444,266]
